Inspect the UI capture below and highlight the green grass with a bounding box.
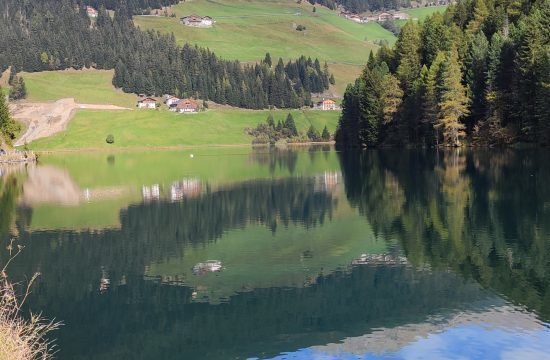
[29,108,339,150]
[22,70,136,107]
[404,5,448,21]
[134,0,395,65]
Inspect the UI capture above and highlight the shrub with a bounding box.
[1,240,61,360]
[106,134,115,144]
[296,24,306,31]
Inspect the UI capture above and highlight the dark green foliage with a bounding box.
[106,134,115,144]
[309,0,409,12]
[321,126,331,141]
[266,114,275,128]
[0,0,330,110]
[263,53,272,67]
[247,113,303,143]
[284,113,298,137]
[8,74,27,101]
[336,0,550,147]
[307,125,321,141]
[0,87,21,145]
[296,24,307,31]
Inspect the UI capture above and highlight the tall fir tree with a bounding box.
[435,49,469,146]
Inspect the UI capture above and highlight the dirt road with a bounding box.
[11,98,130,146]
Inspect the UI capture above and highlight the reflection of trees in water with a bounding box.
[36,266,485,360]
[0,174,25,236]
[249,146,333,175]
[4,177,336,303]
[339,149,550,319]
[249,148,299,174]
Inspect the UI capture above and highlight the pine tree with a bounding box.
[380,74,403,125]
[0,87,20,145]
[321,126,331,141]
[395,21,422,95]
[307,125,320,141]
[264,53,272,68]
[266,113,275,128]
[435,49,469,146]
[284,113,298,137]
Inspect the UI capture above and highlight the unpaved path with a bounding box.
[11,98,130,146]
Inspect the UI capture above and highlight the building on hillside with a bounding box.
[176,98,200,113]
[137,95,157,109]
[378,12,394,22]
[163,95,180,107]
[340,11,367,23]
[86,6,98,18]
[316,99,338,111]
[180,15,215,28]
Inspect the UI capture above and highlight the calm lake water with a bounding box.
[1,147,549,359]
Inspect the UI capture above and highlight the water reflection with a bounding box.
[0,148,549,359]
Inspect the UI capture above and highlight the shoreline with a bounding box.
[30,141,336,154]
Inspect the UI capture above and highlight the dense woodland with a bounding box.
[309,0,411,12]
[336,0,550,147]
[81,0,179,14]
[0,0,330,110]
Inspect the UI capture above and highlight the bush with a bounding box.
[296,24,306,31]
[106,134,115,144]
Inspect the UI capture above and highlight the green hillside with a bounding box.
[133,0,395,65]
[23,70,136,107]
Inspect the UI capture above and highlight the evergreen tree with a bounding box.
[0,87,20,145]
[264,53,272,68]
[435,49,469,146]
[266,114,275,128]
[284,113,298,137]
[321,126,331,141]
[307,125,320,141]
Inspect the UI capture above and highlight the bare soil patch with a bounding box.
[10,98,130,146]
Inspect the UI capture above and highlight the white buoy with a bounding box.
[190,154,194,158]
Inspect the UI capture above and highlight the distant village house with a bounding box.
[137,95,157,109]
[316,99,338,111]
[180,15,215,28]
[163,95,180,107]
[86,6,98,18]
[176,98,200,113]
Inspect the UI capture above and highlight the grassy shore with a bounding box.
[28,108,339,151]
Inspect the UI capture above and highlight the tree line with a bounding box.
[335,0,549,147]
[308,0,411,12]
[0,0,331,109]
[81,0,179,15]
[247,113,331,144]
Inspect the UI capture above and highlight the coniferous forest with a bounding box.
[335,0,550,147]
[0,0,330,109]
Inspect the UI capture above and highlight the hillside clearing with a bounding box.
[133,0,395,64]
[22,69,136,108]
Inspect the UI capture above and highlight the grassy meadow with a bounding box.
[29,107,339,150]
[22,69,136,107]
[134,0,395,64]
[404,5,448,20]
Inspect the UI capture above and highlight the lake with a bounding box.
[1,147,549,360]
